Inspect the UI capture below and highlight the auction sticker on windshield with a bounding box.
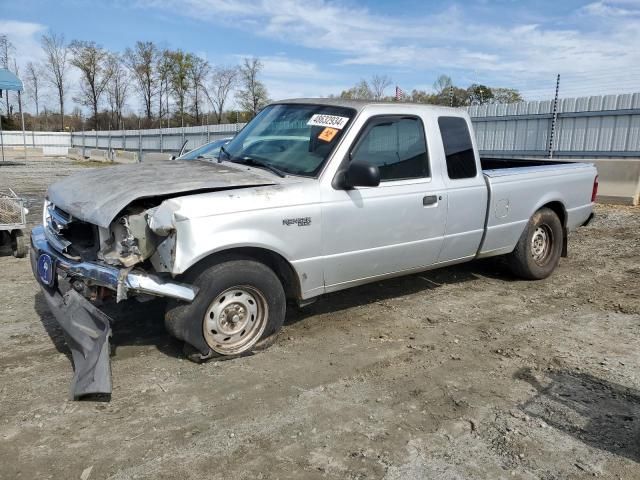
[318,127,339,142]
[307,114,350,129]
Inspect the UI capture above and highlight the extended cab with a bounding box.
[31,99,598,398]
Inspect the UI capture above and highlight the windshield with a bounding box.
[180,138,231,160]
[222,104,355,177]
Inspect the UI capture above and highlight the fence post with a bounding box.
[138,126,143,163]
[82,129,86,158]
[160,127,163,153]
[548,74,561,159]
[108,126,112,162]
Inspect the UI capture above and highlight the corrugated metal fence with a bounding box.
[1,92,639,160]
[0,131,70,155]
[70,123,246,158]
[469,93,640,158]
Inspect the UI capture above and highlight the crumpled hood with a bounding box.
[47,160,278,228]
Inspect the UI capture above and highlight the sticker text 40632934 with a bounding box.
[307,114,350,130]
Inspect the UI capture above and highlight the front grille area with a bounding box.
[45,204,99,260]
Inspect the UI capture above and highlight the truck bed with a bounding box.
[480,157,570,171]
[476,157,597,259]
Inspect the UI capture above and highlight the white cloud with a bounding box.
[139,0,640,99]
[0,20,47,65]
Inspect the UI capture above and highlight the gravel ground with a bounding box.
[0,157,639,480]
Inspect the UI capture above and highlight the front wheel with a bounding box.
[165,258,286,362]
[507,207,563,280]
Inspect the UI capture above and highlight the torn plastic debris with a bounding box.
[40,285,113,400]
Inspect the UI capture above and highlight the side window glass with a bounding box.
[438,116,477,179]
[351,117,429,181]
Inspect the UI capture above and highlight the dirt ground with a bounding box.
[0,157,639,480]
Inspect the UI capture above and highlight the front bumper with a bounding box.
[31,225,197,302]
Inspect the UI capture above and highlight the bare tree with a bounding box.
[124,41,157,123]
[41,32,69,131]
[206,66,237,123]
[236,57,269,118]
[188,55,210,124]
[433,74,453,94]
[156,50,172,127]
[106,54,129,128]
[0,35,15,116]
[25,62,41,118]
[370,74,392,100]
[70,40,113,129]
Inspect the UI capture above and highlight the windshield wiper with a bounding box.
[232,156,286,178]
[218,145,231,163]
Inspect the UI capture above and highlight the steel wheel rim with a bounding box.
[203,286,268,355]
[531,224,553,265]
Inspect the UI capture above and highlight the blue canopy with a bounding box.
[0,68,23,92]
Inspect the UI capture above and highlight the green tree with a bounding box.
[467,84,494,105]
[167,49,194,127]
[340,80,373,100]
[492,87,523,104]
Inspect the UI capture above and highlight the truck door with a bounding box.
[321,114,447,290]
[436,116,488,263]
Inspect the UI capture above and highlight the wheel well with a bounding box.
[540,201,568,257]
[190,247,301,301]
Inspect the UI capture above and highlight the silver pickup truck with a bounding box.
[30,98,598,398]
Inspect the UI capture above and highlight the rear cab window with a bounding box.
[438,116,477,179]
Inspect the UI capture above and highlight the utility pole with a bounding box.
[548,74,561,159]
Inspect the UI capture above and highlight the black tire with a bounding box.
[165,257,286,362]
[11,230,28,258]
[507,207,563,280]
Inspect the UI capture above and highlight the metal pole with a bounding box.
[548,74,561,159]
[19,91,27,161]
[159,127,163,153]
[138,118,142,163]
[108,124,112,161]
[0,114,4,162]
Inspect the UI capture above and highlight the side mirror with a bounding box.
[170,155,177,160]
[337,160,380,189]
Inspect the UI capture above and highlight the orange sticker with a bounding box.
[318,127,338,142]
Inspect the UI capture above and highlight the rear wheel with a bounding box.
[165,258,286,362]
[507,207,563,280]
[11,230,27,258]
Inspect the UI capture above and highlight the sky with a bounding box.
[2,0,640,114]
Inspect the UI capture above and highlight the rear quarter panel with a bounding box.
[478,164,597,258]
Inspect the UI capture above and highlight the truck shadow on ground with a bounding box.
[34,258,513,362]
[285,257,514,324]
[515,367,640,463]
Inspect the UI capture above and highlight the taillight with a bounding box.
[591,175,599,202]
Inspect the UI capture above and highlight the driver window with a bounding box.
[351,116,429,181]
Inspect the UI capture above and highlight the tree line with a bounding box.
[0,34,270,131]
[336,74,522,106]
[1,31,525,133]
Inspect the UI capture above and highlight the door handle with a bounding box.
[423,195,439,206]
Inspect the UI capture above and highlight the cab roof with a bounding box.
[272,97,463,115]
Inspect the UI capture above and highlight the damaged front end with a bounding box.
[32,200,195,400]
